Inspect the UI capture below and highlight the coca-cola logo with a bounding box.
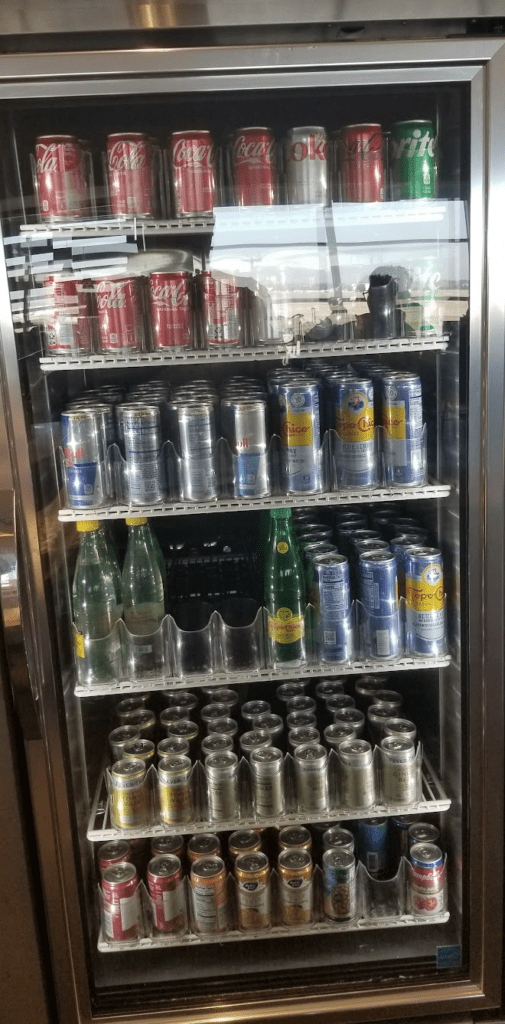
[233,134,274,167]
[341,132,382,160]
[150,280,188,308]
[288,136,327,162]
[171,138,214,169]
[108,140,147,171]
[96,280,126,310]
[36,142,81,174]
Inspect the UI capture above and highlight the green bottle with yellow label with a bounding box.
[264,507,306,665]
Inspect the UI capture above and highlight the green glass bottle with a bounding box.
[264,507,306,665]
[122,517,165,635]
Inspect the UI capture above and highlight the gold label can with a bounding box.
[278,849,313,926]
[235,852,271,931]
[110,758,151,829]
[158,755,193,824]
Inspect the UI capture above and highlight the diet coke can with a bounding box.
[168,130,217,217]
[106,133,156,217]
[149,271,193,349]
[199,271,244,346]
[35,135,90,220]
[338,124,384,203]
[95,275,146,353]
[43,276,94,355]
[231,127,277,206]
[285,127,329,205]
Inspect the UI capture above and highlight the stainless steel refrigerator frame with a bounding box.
[0,35,503,1024]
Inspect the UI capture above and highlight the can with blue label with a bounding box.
[332,376,376,488]
[122,404,164,505]
[381,371,425,486]
[358,817,389,879]
[221,398,269,498]
[323,849,357,920]
[405,546,446,656]
[358,551,401,659]
[61,409,109,508]
[278,378,322,493]
[390,533,427,598]
[313,552,353,663]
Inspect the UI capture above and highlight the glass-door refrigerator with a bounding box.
[0,19,504,1024]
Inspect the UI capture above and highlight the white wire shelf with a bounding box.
[20,216,215,237]
[87,756,450,842]
[97,909,450,952]
[39,335,448,371]
[74,652,451,698]
[59,482,451,523]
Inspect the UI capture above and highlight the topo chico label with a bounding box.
[336,390,374,442]
[406,563,444,612]
[268,608,305,645]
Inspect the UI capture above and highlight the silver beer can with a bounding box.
[338,738,375,809]
[205,751,239,822]
[294,743,329,813]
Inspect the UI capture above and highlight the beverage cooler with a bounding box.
[0,8,504,1024]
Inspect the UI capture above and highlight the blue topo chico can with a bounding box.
[278,378,322,493]
[332,376,376,488]
[313,552,353,663]
[380,371,425,486]
[358,550,402,660]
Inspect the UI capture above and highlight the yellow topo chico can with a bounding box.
[110,758,151,829]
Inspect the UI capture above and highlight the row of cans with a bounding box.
[42,269,247,356]
[34,121,438,222]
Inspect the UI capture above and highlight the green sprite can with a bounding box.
[392,120,437,200]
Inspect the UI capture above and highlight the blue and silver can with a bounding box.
[358,551,401,660]
[122,404,164,505]
[220,398,269,498]
[313,552,353,663]
[404,546,446,657]
[390,533,427,598]
[357,817,389,879]
[278,378,322,493]
[332,376,376,488]
[61,408,109,508]
[381,371,425,486]
[170,399,218,502]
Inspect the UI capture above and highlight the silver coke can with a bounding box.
[285,127,329,205]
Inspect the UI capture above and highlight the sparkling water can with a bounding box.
[278,379,322,493]
[381,371,424,486]
[405,546,445,656]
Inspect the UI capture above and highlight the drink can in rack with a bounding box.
[221,398,269,498]
[235,852,271,931]
[338,124,384,203]
[147,854,186,934]
[110,758,151,829]
[278,378,322,494]
[285,126,329,205]
[405,546,445,656]
[187,834,221,865]
[332,376,376,487]
[43,276,94,355]
[323,849,356,921]
[190,855,228,933]
[381,371,424,485]
[121,404,164,504]
[151,835,185,859]
[95,275,145,353]
[35,135,90,220]
[278,849,313,926]
[231,127,277,206]
[392,120,437,200]
[199,272,244,346]
[149,271,193,349]
[169,130,217,216]
[106,132,155,217]
[101,863,141,941]
[358,817,389,879]
[97,840,131,874]
[313,552,353,663]
[358,551,401,660]
[61,410,108,509]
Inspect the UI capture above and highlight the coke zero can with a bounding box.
[339,124,384,203]
[231,127,277,206]
[149,271,193,349]
[95,275,146,353]
[168,130,216,217]
[106,132,155,217]
[35,134,90,221]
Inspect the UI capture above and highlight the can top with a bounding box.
[167,692,199,710]
[116,697,147,715]
[294,742,327,766]
[326,694,355,711]
[157,738,190,755]
[158,754,192,775]
[111,758,146,782]
[202,734,234,752]
[368,704,396,722]
[242,700,271,718]
[323,849,355,872]
[240,729,272,749]
[279,826,311,847]
[123,739,155,758]
[405,546,441,559]
[313,552,347,568]
[323,826,354,849]
[359,550,396,566]
[235,852,269,874]
[229,829,261,852]
[276,682,306,700]
[191,856,225,879]
[374,690,403,707]
[147,854,181,879]
[334,709,365,727]
[126,710,156,727]
[385,718,416,736]
[287,696,316,713]
[338,738,373,766]
[324,723,356,741]
[208,717,238,737]
[278,849,312,872]
[408,823,440,843]
[205,751,238,774]
[169,721,199,740]
[289,727,320,746]
[202,702,232,721]
[286,712,317,730]
[102,862,137,886]
[253,713,283,732]
[126,517,148,526]
[409,842,443,866]
[151,835,184,855]
[109,726,140,743]
[315,680,344,698]
[381,736,416,760]
[188,833,220,856]
[77,520,99,532]
[250,746,283,771]
[98,840,130,860]
[210,688,239,705]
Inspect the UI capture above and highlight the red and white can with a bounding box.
[231,127,277,206]
[339,124,384,203]
[168,131,217,217]
[101,863,141,941]
[149,271,193,349]
[97,840,131,875]
[95,275,146,352]
[35,135,90,221]
[147,854,186,933]
[106,133,155,217]
[199,271,243,346]
[43,275,94,354]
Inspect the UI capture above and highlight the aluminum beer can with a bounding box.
[278,826,312,855]
[151,835,185,859]
[97,840,131,874]
[43,275,94,354]
[61,410,108,508]
[158,754,193,825]
[410,842,445,916]
[168,130,217,217]
[250,746,285,816]
[101,863,141,941]
[338,739,375,809]
[149,271,193,349]
[95,275,145,353]
[278,849,313,926]
[294,743,329,813]
[232,127,277,206]
[199,271,244,346]
[358,551,401,660]
[357,817,389,878]
[313,552,353,663]
[106,133,155,217]
[333,377,376,487]
[171,399,217,501]
[221,398,269,497]
[323,826,355,854]
[228,829,262,864]
[190,855,228,933]
[392,120,437,200]
[285,126,329,205]
[205,751,239,822]
[123,739,156,770]
[235,852,271,931]
[147,854,186,933]
[122,404,163,504]
[381,372,424,485]
[35,135,90,220]
[187,834,221,865]
[109,726,141,761]
[278,379,322,493]
[323,849,356,921]
[409,823,440,848]
[381,736,418,805]
[338,124,384,203]
[405,546,445,656]
[110,758,151,829]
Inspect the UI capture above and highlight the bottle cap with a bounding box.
[125,517,148,526]
[270,507,292,520]
[77,520,99,532]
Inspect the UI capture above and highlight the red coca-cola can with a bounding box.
[149,271,193,349]
[35,135,90,221]
[339,124,384,203]
[147,855,186,933]
[168,130,216,217]
[101,863,141,941]
[106,133,155,217]
[95,275,146,352]
[199,271,243,345]
[231,127,277,206]
[97,840,131,875]
[43,275,94,354]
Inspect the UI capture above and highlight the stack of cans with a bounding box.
[267,367,323,494]
[168,380,219,501]
[220,376,270,497]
